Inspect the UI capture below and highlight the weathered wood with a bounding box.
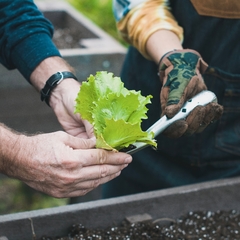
[0,177,240,239]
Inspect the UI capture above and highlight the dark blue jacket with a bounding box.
[0,0,61,81]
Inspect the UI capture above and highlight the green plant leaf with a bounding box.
[75,71,156,151]
[98,119,155,151]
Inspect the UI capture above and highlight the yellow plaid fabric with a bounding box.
[116,0,183,59]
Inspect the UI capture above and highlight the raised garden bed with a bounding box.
[1,177,240,239]
[36,0,126,82]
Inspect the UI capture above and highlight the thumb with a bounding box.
[83,119,96,139]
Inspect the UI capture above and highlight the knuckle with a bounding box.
[99,165,109,178]
[91,179,100,189]
[58,175,76,187]
[98,150,107,164]
[63,177,76,186]
[55,130,66,138]
[52,192,64,198]
[49,188,65,198]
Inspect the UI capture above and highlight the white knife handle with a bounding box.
[148,90,217,137]
[126,90,217,154]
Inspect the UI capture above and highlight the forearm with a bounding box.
[30,56,76,92]
[29,56,81,109]
[0,124,45,183]
[0,124,23,177]
[146,29,183,64]
[114,0,183,60]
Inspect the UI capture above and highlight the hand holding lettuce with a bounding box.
[75,71,156,151]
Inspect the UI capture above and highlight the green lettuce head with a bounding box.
[75,71,156,151]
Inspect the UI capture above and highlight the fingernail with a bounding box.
[125,157,132,163]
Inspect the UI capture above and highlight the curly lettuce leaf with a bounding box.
[75,71,156,151]
[98,119,155,151]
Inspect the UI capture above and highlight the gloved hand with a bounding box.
[158,49,223,138]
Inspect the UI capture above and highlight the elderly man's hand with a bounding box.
[49,78,95,139]
[30,56,95,139]
[0,128,131,198]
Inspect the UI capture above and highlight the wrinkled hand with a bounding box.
[49,78,94,139]
[9,131,132,198]
[158,49,223,138]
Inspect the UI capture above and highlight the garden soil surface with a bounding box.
[53,27,83,49]
[39,210,240,240]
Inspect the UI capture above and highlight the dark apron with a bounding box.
[102,0,240,198]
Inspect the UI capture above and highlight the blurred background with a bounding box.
[68,0,124,44]
[0,0,127,215]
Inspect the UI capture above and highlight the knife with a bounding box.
[126,90,218,155]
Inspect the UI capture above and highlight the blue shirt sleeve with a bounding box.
[113,0,145,21]
[0,0,61,82]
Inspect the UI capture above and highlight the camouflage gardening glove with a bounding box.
[158,49,223,138]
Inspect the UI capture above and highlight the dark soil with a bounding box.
[53,27,82,49]
[39,210,240,240]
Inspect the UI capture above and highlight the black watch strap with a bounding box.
[40,71,78,106]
